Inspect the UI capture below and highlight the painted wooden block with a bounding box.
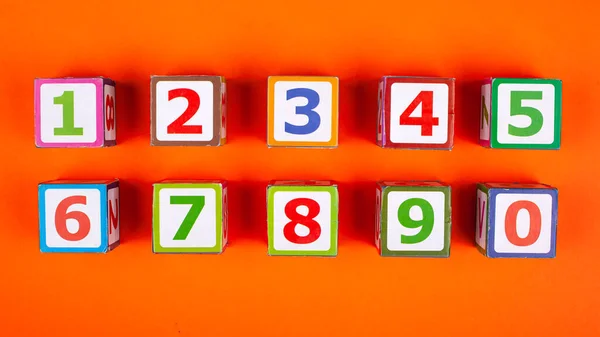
[152,180,228,253]
[376,181,451,257]
[267,180,338,256]
[476,182,558,258]
[34,77,116,148]
[267,76,339,148]
[479,78,562,149]
[377,76,455,149]
[151,76,227,146]
[38,179,120,253]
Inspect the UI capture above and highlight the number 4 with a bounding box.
[170,195,205,240]
[399,91,438,136]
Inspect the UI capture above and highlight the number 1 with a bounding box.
[170,195,205,240]
[53,91,83,136]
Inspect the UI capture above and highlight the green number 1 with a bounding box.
[170,195,205,240]
[398,198,434,244]
[53,91,83,136]
[508,91,543,137]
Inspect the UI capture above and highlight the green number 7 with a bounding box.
[398,198,434,244]
[170,195,205,240]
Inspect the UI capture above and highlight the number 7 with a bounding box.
[170,195,205,240]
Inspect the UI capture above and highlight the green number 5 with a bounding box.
[508,91,543,137]
[398,198,434,244]
[170,195,205,240]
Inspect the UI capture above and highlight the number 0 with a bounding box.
[505,200,541,246]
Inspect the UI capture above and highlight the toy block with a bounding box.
[479,78,562,149]
[377,76,455,150]
[151,75,227,146]
[152,180,228,253]
[38,179,120,253]
[267,76,339,148]
[476,182,558,258]
[34,77,117,148]
[267,180,338,256]
[376,181,451,257]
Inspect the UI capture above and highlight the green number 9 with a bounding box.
[398,198,434,244]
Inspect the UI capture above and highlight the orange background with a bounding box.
[1,1,599,336]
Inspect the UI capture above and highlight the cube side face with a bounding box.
[487,186,558,258]
[222,181,229,250]
[377,78,385,147]
[267,76,339,148]
[107,180,120,251]
[381,184,451,257]
[38,183,109,253]
[152,182,223,253]
[375,184,383,254]
[267,184,338,256]
[490,78,562,149]
[475,184,489,256]
[150,76,224,146]
[381,76,455,150]
[35,78,106,148]
[479,79,493,147]
[219,78,227,145]
[103,78,117,147]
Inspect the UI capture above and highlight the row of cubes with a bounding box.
[38,180,558,258]
[34,76,563,150]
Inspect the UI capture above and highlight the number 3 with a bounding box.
[285,88,321,135]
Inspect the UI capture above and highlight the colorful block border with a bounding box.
[267,184,339,256]
[150,75,225,146]
[152,182,223,253]
[34,78,106,148]
[380,183,452,257]
[490,78,562,149]
[267,76,339,148]
[487,187,558,258]
[38,183,109,253]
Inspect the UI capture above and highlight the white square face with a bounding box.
[375,187,382,250]
[158,188,217,248]
[496,83,556,144]
[40,83,98,143]
[273,191,332,251]
[104,84,116,141]
[156,81,214,141]
[386,191,446,251]
[273,81,333,142]
[44,188,102,248]
[475,189,488,250]
[108,186,119,245]
[493,193,553,254]
[389,83,449,144]
[480,84,491,141]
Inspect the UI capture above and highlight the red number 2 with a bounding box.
[167,88,202,134]
[399,91,438,136]
[284,198,321,244]
[109,198,119,234]
[55,196,91,241]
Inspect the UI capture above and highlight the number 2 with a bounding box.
[53,91,83,136]
[167,88,203,134]
[399,91,438,136]
[170,195,205,240]
[285,88,321,135]
[397,198,434,244]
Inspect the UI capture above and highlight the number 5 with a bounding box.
[508,91,543,137]
[285,88,321,135]
[170,195,205,240]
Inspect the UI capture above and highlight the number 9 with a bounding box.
[397,198,434,244]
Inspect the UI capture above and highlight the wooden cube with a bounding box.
[34,77,116,148]
[267,180,338,256]
[151,76,227,146]
[38,179,120,253]
[476,183,558,258]
[376,181,451,257]
[152,180,228,253]
[377,76,455,149]
[267,76,339,148]
[479,78,562,149]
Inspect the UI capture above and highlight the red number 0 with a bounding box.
[505,200,541,246]
[399,91,438,136]
[55,196,91,241]
[105,95,115,131]
[284,198,321,244]
[167,88,203,134]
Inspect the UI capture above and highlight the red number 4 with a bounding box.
[167,88,203,134]
[399,91,438,136]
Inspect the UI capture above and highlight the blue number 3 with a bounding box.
[284,88,321,135]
